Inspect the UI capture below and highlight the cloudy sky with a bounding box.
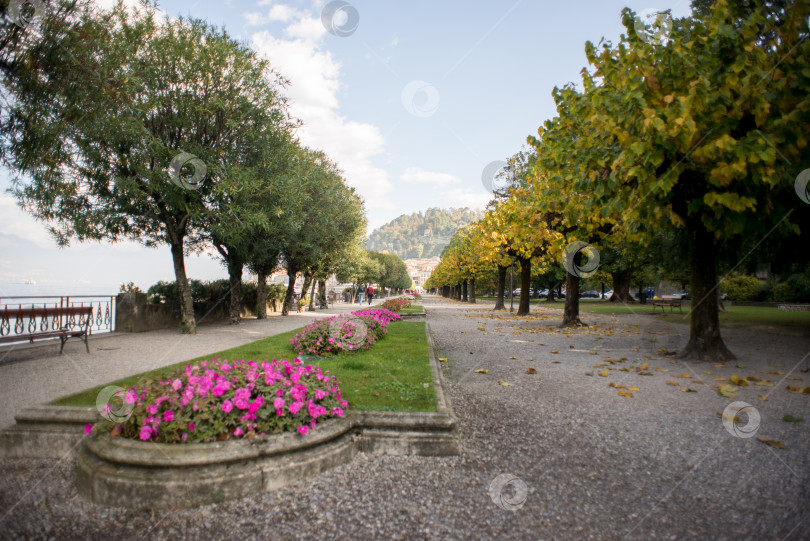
[0,0,692,294]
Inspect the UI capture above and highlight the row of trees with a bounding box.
[0,1,367,332]
[334,249,412,301]
[427,0,810,361]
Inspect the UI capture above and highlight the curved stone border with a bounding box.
[2,322,458,508]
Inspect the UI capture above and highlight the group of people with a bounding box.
[357,284,375,305]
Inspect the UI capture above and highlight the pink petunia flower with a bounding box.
[233,427,243,436]
[84,424,93,435]
[297,425,308,436]
[221,400,233,413]
[139,425,152,440]
[163,410,174,422]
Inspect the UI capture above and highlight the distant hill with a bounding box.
[367,208,483,259]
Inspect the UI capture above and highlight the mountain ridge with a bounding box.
[366,207,483,260]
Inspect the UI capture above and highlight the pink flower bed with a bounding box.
[381,298,412,312]
[290,308,401,357]
[92,357,346,443]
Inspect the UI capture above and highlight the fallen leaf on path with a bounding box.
[655,368,669,373]
[789,377,803,381]
[617,390,633,398]
[753,379,774,387]
[638,371,653,376]
[786,386,810,394]
[717,384,738,398]
[680,388,697,393]
[736,363,746,369]
[497,380,513,386]
[705,369,713,375]
[729,375,749,387]
[474,369,488,374]
[584,372,594,376]
[598,370,609,377]
[640,362,649,370]
[439,358,448,363]
[681,373,692,379]
[758,394,768,401]
[782,414,803,423]
[756,435,784,449]
[526,368,537,374]
[714,364,725,368]
[769,370,785,375]
[713,377,726,381]
[666,381,679,386]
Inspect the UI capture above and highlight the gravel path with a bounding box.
[0,296,808,540]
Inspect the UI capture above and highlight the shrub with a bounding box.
[119,282,144,294]
[382,298,412,312]
[769,267,810,302]
[720,275,762,301]
[93,357,346,443]
[290,308,401,357]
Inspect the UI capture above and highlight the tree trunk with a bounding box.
[282,265,298,316]
[227,257,243,325]
[609,269,635,302]
[256,270,268,319]
[560,271,585,327]
[309,280,316,311]
[299,270,313,310]
[318,280,328,309]
[494,265,506,310]
[170,241,196,334]
[516,258,531,316]
[546,287,555,302]
[469,277,476,303]
[462,279,468,302]
[679,219,735,361]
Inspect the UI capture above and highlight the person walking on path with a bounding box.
[366,285,374,305]
[357,284,365,305]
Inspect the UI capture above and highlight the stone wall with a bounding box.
[115,293,259,332]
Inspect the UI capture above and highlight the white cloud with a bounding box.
[436,187,491,210]
[400,167,461,186]
[250,11,393,210]
[0,194,54,248]
[268,4,297,22]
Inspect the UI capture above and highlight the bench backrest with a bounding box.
[659,295,682,302]
[0,306,94,337]
[2,306,93,318]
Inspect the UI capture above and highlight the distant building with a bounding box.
[404,256,441,288]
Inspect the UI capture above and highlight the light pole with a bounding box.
[509,261,514,313]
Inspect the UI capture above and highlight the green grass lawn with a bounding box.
[399,304,424,314]
[477,297,810,332]
[51,321,436,412]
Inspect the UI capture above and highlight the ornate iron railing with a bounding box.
[0,295,116,341]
